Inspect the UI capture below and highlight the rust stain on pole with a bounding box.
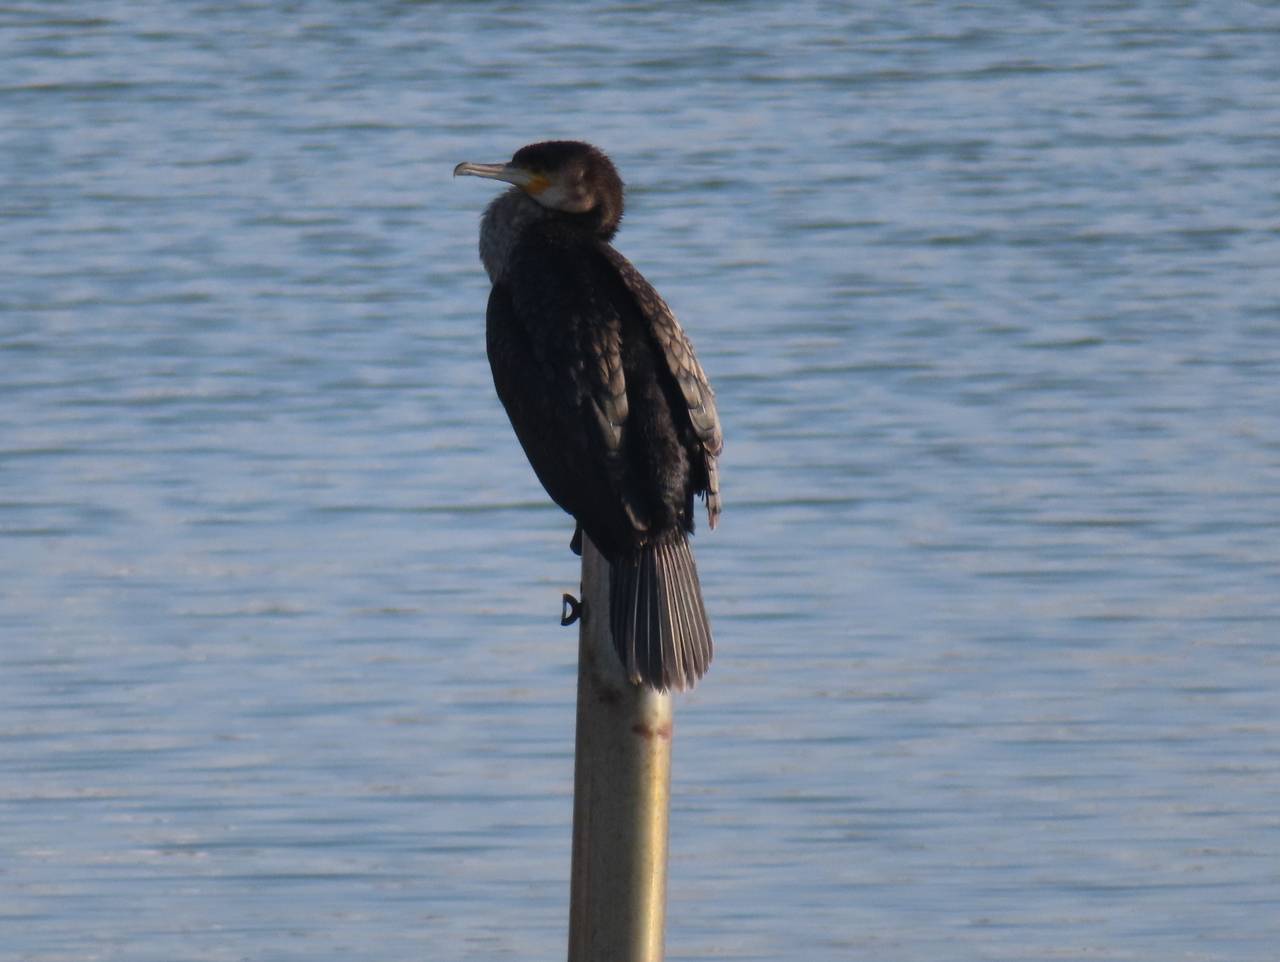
[630,723,672,741]
[568,535,673,962]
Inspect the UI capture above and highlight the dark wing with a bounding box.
[485,227,651,557]
[599,246,723,529]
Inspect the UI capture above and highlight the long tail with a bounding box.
[608,535,713,692]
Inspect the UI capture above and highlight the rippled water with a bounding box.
[3,3,1279,960]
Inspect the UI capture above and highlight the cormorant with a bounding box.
[454,141,722,692]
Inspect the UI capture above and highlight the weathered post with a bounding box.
[567,534,673,962]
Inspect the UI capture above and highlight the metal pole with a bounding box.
[568,534,673,962]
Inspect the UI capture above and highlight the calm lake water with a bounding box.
[3,3,1279,960]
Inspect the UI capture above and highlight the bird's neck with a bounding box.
[478,189,541,283]
[478,189,617,283]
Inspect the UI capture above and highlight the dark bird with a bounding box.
[454,141,722,692]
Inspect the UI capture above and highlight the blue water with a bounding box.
[3,3,1279,959]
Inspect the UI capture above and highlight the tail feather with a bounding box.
[657,542,679,691]
[608,535,713,692]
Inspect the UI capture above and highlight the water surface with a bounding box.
[3,3,1279,959]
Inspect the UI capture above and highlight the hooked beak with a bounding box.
[453,161,549,195]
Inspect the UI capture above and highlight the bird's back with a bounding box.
[487,221,711,559]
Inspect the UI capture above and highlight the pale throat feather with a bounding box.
[478,188,551,284]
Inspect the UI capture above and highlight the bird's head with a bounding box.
[454,140,624,238]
